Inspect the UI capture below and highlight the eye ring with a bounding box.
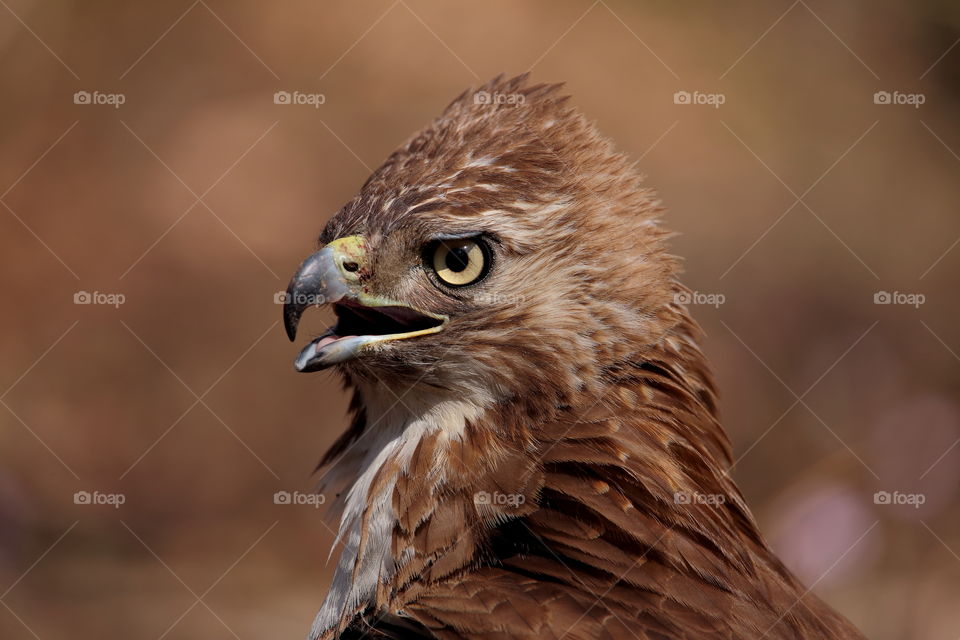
[428,237,491,287]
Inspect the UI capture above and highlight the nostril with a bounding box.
[342,261,360,273]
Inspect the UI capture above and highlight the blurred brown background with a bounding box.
[1,1,958,638]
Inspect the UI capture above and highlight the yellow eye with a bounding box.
[431,239,489,286]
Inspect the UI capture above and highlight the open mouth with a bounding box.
[293,302,446,372]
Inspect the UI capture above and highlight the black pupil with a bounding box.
[445,245,471,272]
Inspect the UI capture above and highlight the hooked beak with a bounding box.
[283,235,447,372]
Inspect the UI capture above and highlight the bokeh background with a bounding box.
[1,1,958,638]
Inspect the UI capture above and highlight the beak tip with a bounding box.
[282,305,299,342]
[283,322,297,342]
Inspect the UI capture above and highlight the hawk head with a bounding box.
[281,75,863,640]
[284,74,677,414]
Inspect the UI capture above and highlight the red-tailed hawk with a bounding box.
[283,74,864,639]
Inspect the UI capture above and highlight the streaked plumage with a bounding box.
[282,74,864,639]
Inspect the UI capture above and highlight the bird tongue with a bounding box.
[315,334,352,349]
